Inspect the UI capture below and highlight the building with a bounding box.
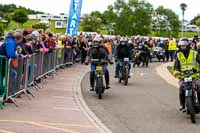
[28,14,68,21]
[55,21,66,29]
[183,24,199,32]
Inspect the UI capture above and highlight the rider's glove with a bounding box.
[174,72,182,78]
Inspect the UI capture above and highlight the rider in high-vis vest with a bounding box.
[173,38,200,111]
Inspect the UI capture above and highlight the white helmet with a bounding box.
[93,36,103,42]
[128,40,132,44]
[120,37,127,42]
[178,38,189,46]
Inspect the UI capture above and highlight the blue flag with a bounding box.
[66,0,83,36]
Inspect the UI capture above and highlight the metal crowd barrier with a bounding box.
[64,47,73,65]
[0,47,73,108]
[0,55,9,109]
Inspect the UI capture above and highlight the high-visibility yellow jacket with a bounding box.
[168,41,177,51]
[174,50,199,78]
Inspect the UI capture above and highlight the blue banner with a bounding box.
[66,0,83,36]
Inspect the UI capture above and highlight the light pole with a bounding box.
[180,3,187,38]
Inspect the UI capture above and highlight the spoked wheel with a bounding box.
[187,97,196,123]
[96,77,103,100]
[124,68,129,86]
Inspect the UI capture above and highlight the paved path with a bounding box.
[82,63,200,133]
[0,65,102,133]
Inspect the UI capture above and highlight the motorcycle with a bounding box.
[152,47,165,62]
[156,47,165,62]
[133,50,142,67]
[119,58,130,85]
[90,59,107,99]
[178,69,200,123]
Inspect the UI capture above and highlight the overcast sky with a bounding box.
[1,0,199,21]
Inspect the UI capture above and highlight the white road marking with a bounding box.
[52,96,74,100]
[54,107,80,111]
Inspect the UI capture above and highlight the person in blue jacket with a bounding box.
[0,32,22,95]
[0,32,20,58]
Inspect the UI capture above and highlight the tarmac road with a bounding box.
[81,63,200,133]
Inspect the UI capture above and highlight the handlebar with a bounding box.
[178,69,200,77]
[90,59,108,64]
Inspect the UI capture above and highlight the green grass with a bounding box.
[5,19,68,34]
[178,32,199,38]
[5,20,39,31]
[49,20,66,34]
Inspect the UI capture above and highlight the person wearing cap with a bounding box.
[173,38,200,111]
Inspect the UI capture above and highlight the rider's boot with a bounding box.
[105,72,110,89]
[90,75,95,91]
[90,87,95,91]
[106,84,111,89]
[179,106,186,112]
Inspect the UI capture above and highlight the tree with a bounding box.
[12,9,28,27]
[32,23,48,31]
[0,23,4,36]
[102,5,117,25]
[111,0,153,36]
[195,18,200,28]
[191,15,200,24]
[81,14,102,32]
[152,6,180,37]
[0,4,44,14]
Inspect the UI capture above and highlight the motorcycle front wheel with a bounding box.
[186,97,196,123]
[124,68,129,86]
[96,77,103,99]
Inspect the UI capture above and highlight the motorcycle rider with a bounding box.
[85,36,113,91]
[138,42,150,67]
[114,38,132,78]
[173,38,200,111]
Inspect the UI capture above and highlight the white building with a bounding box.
[28,14,37,20]
[55,21,66,29]
[39,20,50,27]
[184,24,199,32]
[28,14,68,21]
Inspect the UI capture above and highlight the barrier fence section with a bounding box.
[0,55,9,109]
[0,47,73,108]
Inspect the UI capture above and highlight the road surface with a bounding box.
[81,63,200,133]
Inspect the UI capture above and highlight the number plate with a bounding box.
[184,77,192,82]
[124,58,129,62]
[96,66,103,71]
